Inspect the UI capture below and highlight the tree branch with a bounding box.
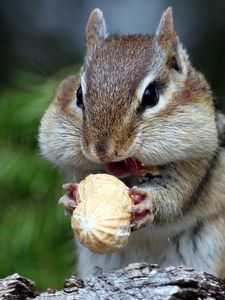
[1,264,225,299]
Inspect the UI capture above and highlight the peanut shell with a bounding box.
[71,174,132,254]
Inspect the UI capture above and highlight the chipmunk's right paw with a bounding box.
[59,183,78,217]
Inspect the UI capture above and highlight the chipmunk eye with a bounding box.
[76,85,84,109]
[141,83,159,108]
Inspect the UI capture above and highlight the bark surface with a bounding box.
[1,264,225,299]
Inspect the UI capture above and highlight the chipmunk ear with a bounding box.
[155,7,179,49]
[156,7,174,38]
[85,8,108,53]
[155,7,185,72]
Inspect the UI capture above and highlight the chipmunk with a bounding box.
[39,7,225,278]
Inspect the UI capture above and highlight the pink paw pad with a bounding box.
[128,188,146,204]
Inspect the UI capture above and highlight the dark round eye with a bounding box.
[76,85,84,108]
[141,83,159,108]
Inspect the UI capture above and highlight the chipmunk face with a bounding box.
[78,8,217,169]
[81,35,161,163]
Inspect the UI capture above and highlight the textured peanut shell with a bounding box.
[71,174,132,254]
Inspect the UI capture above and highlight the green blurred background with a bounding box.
[1,0,225,291]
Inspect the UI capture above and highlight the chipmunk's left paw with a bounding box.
[128,187,154,232]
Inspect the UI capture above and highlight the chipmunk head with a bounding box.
[39,8,218,176]
[78,7,217,167]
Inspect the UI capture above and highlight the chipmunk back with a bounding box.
[39,8,225,278]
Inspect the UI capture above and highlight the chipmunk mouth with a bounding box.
[106,158,145,178]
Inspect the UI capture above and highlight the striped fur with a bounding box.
[39,8,225,278]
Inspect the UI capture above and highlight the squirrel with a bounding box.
[39,7,225,279]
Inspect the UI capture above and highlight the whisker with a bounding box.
[87,159,94,174]
[128,121,145,137]
[131,156,138,170]
[40,130,82,139]
[49,110,83,129]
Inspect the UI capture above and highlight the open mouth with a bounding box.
[106,158,145,178]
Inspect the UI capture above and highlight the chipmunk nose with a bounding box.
[95,141,107,160]
[87,139,118,163]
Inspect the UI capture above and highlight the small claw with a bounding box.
[130,199,151,214]
[59,195,77,208]
[131,213,154,232]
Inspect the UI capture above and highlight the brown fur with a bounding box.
[55,75,80,118]
[39,7,225,278]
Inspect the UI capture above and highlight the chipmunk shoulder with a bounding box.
[39,7,225,278]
